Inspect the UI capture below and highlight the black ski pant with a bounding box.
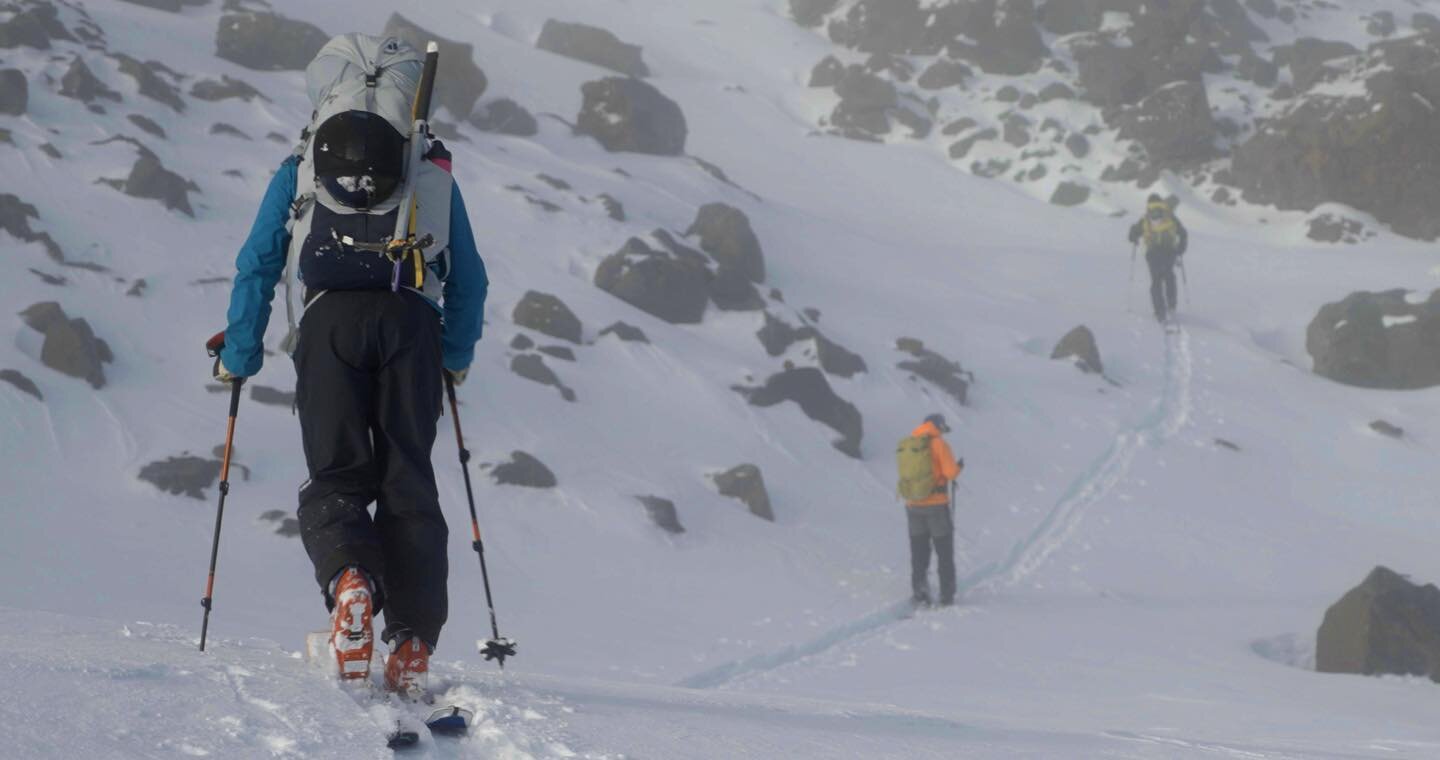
[293,290,449,651]
[1146,248,1179,321]
[908,505,956,604]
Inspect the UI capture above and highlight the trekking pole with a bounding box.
[199,332,244,652]
[443,373,517,668]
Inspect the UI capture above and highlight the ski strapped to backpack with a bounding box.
[896,434,938,503]
[278,34,454,353]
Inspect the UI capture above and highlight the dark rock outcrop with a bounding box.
[470,98,538,137]
[0,69,26,115]
[190,75,266,102]
[0,369,42,400]
[595,236,709,324]
[138,455,220,500]
[757,312,867,378]
[810,56,845,88]
[735,367,863,458]
[113,54,185,112]
[0,1,74,50]
[896,337,972,405]
[686,203,766,284]
[383,13,489,120]
[510,354,576,402]
[917,58,972,90]
[19,301,112,388]
[599,321,649,343]
[491,451,558,488]
[1287,37,1359,93]
[1051,325,1104,374]
[830,66,898,138]
[1050,181,1090,207]
[1116,79,1217,167]
[791,0,840,27]
[1306,289,1440,389]
[638,495,685,534]
[712,464,774,521]
[1307,214,1369,245]
[537,20,649,78]
[1317,567,1440,681]
[109,147,199,217]
[513,291,583,344]
[1231,34,1440,240]
[0,194,63,261]
[1370,420,1404,439]
[59,56,121,104]
[576,77,687,156]
[215,11,328,72]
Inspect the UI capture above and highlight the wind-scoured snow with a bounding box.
[4,0,1440,757]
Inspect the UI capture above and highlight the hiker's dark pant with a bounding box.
[293,289,449,651]
[1146,248,1179,320]
[908,505,956,604]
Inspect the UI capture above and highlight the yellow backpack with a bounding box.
[896,435,936,501]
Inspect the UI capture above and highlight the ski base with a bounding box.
[386,725,421,750]
[425,705,473,737]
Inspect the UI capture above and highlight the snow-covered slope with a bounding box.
[3,0,1440,757]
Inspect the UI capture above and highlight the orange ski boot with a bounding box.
[384,634,430,697]
[330,567,374,682]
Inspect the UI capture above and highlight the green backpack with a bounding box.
[896,435,936,501]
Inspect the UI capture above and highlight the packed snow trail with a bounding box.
[679,327,1194,690]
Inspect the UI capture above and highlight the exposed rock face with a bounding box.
[830,66,898,138]
[949,0,1048,76]
[470,98,538,137]
[190,75,265,103]
[0,1,74,49]
[0,369,42,400]
[917,58,972,90]
[638,495,685,534]
[491,451,557,488]
[791,0,840,27]
[112,148,199,217]
[19,301,112,388]
[1231,34,1440,240]
[383,14,489,120]
[1286,37,1359,93]
[1116,79,1217,167]
[1049,181,1090,207]
[1306,289,1440,390]
[1307,213,1369,244]
[599,321,649,343]
[757,312,867,378]
[1317,566,1440,681]
[594,236,709,324]
[1051,325,1103,374]
[138,455,220,500]
[712,464,774,521]
[513,291,583,344]
[0,194,63,261]
[895,337,971,405]
[810,56,845,87]
[215,11,328,72]
[113,54,184,112]
[60,56,121,104]
[576,77,687,156]
[537,20,650,78]
[735,367,863,458]
[686,203,766,284]
[511,354,577,402]
[0,69,26,116]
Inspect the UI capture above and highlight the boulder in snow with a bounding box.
[594,236,709,324]
[0,1,74,50]
[190,75,266,103]
[712,464,774,521]
[575,77,687,156]
[1116,80,1218,167]
[537,20,650,78]
[685,202,766,284]
[734,366,863,458]
[1051,325,1104,374]
[896,337,972,406]
[598,321,649,343]
[0,369,42,401]
[109,147,199,217]
[510,354,577,402]
[513,291,583,344]
[19,301,112,389]
[491,451,558,489]
[638,495,685,534]
[138,455,220,500]
[0,69,27,116]
[215,11,328,72]
[1306,289,1440,390]
[470,98,538,137]
[59,56,121,104]
[1317,566,1440,681]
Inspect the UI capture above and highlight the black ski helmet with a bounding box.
[924,413,951,434]
[313,110,406,210]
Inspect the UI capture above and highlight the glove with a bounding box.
[446,367,469,387]
[213,357,239,384]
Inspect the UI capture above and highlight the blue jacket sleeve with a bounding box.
[442,184,489,372]
[220,157,297,377]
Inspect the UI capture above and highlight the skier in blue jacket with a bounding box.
[214,107,487,691]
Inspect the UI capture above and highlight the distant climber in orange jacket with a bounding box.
[897,414,963,606]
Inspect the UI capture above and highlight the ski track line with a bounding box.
[678,328,1194,691]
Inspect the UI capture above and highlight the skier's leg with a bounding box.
[934,510,957,604]
[1163,252,1179,315]
[1146,250,1167,322]
[371,292,449,651]
[908,510,932,603]
[294,292,385,611]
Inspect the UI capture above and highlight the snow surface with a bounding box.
[3,0,1440,757]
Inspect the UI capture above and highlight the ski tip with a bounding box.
[426,41,439,54]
